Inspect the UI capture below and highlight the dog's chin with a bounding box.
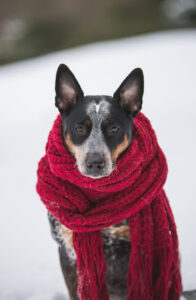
[84,173,110,179]
[78,166,115,179]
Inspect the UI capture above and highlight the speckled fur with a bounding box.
[48,212,131,300]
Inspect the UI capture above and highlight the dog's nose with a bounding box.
[86,153,105,171]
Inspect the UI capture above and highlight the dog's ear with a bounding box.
[113,68,144,117]
[55,64,84,114]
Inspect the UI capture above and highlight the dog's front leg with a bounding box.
[59,245,79,300]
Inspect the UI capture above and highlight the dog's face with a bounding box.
[55,64,144,178]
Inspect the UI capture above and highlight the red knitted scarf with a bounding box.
[36,112,182,300]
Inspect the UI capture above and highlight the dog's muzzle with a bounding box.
[86,153,105,177]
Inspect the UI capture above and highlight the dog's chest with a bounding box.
[49,213,130,265]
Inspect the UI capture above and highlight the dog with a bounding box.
[48,64,144,300]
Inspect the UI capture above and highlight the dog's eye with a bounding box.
[74,124,87,135]
[107,125,120,136]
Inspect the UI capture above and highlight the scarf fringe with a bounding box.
[127,246,181,300]
[73,231,109,300]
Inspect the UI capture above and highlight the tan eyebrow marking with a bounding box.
[84,118,91,126]
[103,119,109,125]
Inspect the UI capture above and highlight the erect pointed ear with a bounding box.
[55,64,84,114]
[113,68,144,117]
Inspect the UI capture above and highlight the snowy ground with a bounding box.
[0,29,196,299]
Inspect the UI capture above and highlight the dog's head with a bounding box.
[55,64,144,178]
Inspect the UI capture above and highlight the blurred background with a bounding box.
[0,0,196,65]
[0,1,196,300]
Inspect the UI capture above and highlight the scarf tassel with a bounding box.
[127,245,181,300]
[73,231,110,300]
[127,246,153,300]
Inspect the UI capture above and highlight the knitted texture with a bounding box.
[36,112,182,300]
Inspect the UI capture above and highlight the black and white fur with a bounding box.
[48,64,144,300]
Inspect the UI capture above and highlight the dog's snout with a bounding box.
[86,153,105,172]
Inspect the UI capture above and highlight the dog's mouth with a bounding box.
[81,169,113,179]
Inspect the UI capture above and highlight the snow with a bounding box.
[0,29,195,299]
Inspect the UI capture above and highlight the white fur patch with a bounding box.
[86,98,110,117]
[95,103,100,113]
